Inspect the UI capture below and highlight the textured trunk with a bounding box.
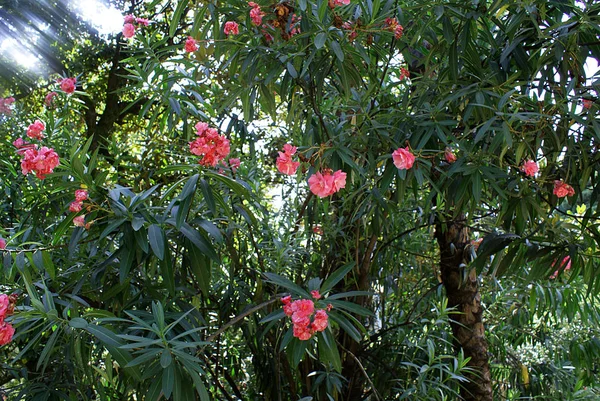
[435,220,493,401]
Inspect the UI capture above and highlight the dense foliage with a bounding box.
[1,0,600,400]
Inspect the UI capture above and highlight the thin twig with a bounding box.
[337,343,382,401]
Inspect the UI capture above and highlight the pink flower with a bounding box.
[13,138,35,155]
[0,238,5,250]
[228,158,241,172]
[59,77,76,94]
[331,170,347,193]
[394,25,404,39]
[308,171,333,198]
[20,146,60,180]
[293,322,313,340]
[311,310,329,332]
[289,14,301,37]
[75,189,88,202]
[135,18,150,26]
[185,36,198,53]
[553,180,575,198]
[45,92,58,107]
[550,256,572,279]
[291,314,311,326]
[189,124,231,167]
[281,295,292,305]
[0,97,15,115]
[26,120,46,140]
[73,215,85,227]
[0,322,14,346]
[122,23,136,38]
[124,14,136,24]
[291,299,314,318]
[224,21,239,36]
[69,201,83,213]
[341,21,358,41]
[308,170,346,197]
[310,290,321,300]
[326,304,333,311]
[392,147,415,170]
[400,67,410,80]
[331,0,351,6]
[0,294,8,320]
[249,3,264,26]
[521,160,538,177]
[276,152,300,175]
[444,148,456,163]
[582,99,593,109]
[282,144,297,155]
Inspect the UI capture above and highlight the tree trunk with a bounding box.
[435,220,493,401]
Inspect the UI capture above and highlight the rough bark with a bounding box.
[435,219,493,401]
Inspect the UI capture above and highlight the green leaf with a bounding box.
[264,272,311,298]
[169,0,189,38]
[320,262,356,294]
[160,350,173,368]
[314,32,327,49]
[318,330,342,372]
[330,40,344,62]
[69,318,88,329]
[179,174,199,200]
[161,249,176,296]
[148,224,166,261]
[179,222,218,262]
[162,364,175,399]
[188,243,211,295]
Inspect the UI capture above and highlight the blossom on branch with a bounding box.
[392,147,415,170]
[553,180,575,198]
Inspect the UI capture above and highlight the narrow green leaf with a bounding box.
[321,262,356,294]
[148,224,166,260]
[315,32,326,49]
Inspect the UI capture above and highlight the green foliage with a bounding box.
[1,0,600,400]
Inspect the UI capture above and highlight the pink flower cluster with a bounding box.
[27,120,46,140]
[0,237,6,249]
[0,293,17,346]
[385,17,404,39]
[224,21,240,36]
[249,2,265,26]
[58,77,77,95]
[189,122,231,167]
[0,96,15,115]
[69,189,88,213]
[330,0,351,7]
[276,144,300,175]
[281,293,330,341]
[392,147,415,170]
[308,169,347,198]
[20,146,60,180]
[521,160,538,177]
[185,36,198,53]
[122,14,150,38]
[553,180,575,198]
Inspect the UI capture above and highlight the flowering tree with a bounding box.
[1,0,600,400]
